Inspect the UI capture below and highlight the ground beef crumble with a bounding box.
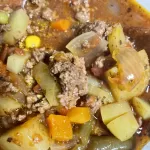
[50,52,88,108]
[70,0,90,23]
[79,21,112,37]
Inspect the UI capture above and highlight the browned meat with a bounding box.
[91,55,116,78]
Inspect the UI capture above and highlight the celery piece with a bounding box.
[33,62,60,106]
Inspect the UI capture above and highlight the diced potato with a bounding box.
[3,9,29,45]
[0,116,50,150]
[33,62,60,106]
[108,24,126,53]
[105,50,150,101]
[47,114,73,141]
[0,11,9,24]
[67,107,91,124]
[107,112,139,141]
[7,52,31,74]
[100,101,131,124]
[132,97,150,120]
[0,96,22,116]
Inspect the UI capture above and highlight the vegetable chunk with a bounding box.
[105,50,150,101]
[7,52,31,74]
[0,96,22,116]
[3,9,29,45]
[0,116,50,150]
[47,114,73,141]
[101,101,131,124]
[108,24,126,53]
[0,11,9,24]
[25,35,41,48]
[107,112,139,141]
[51,19,71,31]
[33,62,60,106]
[132,97,150,120]
[67,107,91,124]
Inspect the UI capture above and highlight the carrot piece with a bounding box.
[67,107,91,124]
[51,19,71,31]
[47,114,73,141]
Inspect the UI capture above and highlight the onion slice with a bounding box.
[66,31,107,67]
[111,47,144,91]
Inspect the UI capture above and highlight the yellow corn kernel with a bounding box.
[67,107,91,124]
[25,35,41,48]
[47,114,73,141]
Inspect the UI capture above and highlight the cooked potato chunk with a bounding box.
[132,97,150,120]
[100,101,131,124]
[0,96,22,116]
[105,50,150,101]
[3,9,29,45]
[107,112,139,141]
[7,52,31,74]
[108,24,126,53]
[0,116,50,150]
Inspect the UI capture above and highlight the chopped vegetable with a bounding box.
[101,101,131,125]
[66,31,107,67]
[3,9,29,45]
[132,97,150,120]
[7,52,31,74]
[51,19,71,31]
[112,47,144,91]
[67,107,91,124]
[88,76,115,104]
[0,115,50,150]
[0,11,9,24]
[73,120,94,150]
[105,50,150,101]
[108,24,144,91]
[107,111,139,141]
[0,96,22,116]
[9,73,28,95]
[87,136,133,150]
[47,114,73,141]
[25,35,41,48]
[33,62,60,106]
[108,24,126,53]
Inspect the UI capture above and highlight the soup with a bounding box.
[0,0,149,150]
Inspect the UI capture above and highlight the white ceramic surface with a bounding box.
[136,0,150,11]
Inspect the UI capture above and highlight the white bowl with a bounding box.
[136,1,150,149]
[131,1,150,150]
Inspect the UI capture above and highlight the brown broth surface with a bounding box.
[26,0,150,51]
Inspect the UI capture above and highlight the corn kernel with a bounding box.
[25,35,41,48]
